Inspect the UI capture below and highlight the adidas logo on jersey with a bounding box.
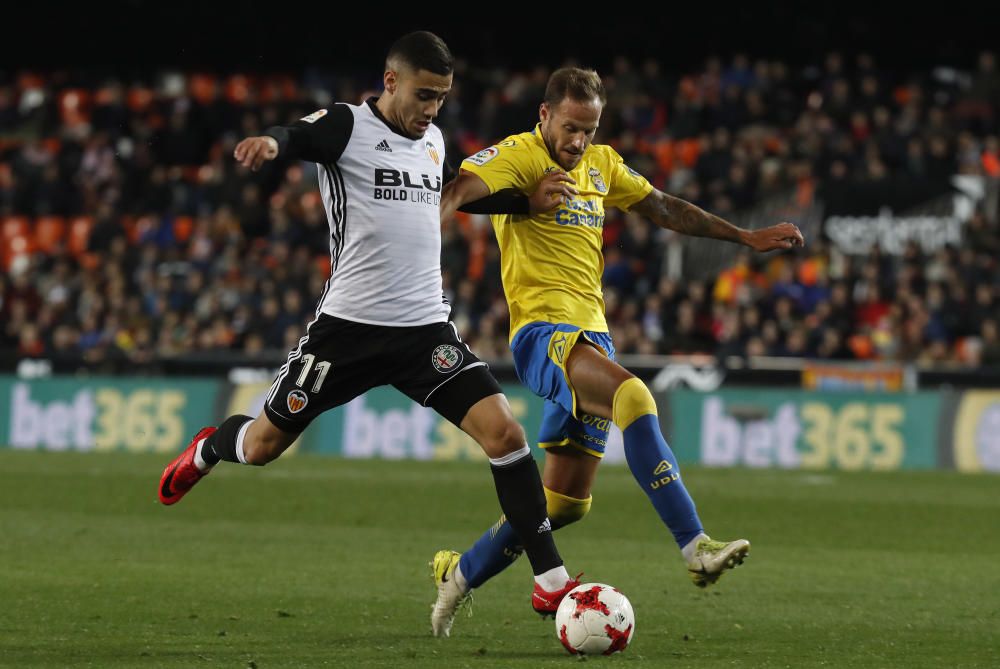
[537,518,552,534]
[375,139,392,152]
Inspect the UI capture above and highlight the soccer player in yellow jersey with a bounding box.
[429,67,804,637]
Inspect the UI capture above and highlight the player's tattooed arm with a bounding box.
[631,189,805,252]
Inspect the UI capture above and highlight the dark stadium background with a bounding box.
[1,6,999,668]
[3,4,997,70]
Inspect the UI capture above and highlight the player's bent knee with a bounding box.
[544,486,592,530]
[241,413,300,465]
[482,419,528,458]
[611,377,657,430]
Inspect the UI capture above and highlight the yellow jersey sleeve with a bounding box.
[602,146,654,211]
[460,137,542,195]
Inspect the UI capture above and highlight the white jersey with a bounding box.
[269,99,450,326]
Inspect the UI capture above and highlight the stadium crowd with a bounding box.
[1,51,999,369]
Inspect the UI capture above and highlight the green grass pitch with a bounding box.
[1,451,997,668]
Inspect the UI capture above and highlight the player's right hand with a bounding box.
[529,170,578,213]
[747,222,806,252]
[234,136,279,171]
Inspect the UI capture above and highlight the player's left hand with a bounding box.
[746,222,805,252]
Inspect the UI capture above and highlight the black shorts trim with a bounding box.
[423,361,488,405]
[426,363,503,426]
[263,403,308,434]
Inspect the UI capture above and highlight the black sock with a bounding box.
[490,453,563,576]
[202,415,254,465]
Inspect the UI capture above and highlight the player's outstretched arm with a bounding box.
[440,170,492,221]
[441,170,578,221]
[234,106,353,171]
[631,189,805,252]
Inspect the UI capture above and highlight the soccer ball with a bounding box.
[554,582,635,655]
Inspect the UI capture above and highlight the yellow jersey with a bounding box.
[461,124,653,340]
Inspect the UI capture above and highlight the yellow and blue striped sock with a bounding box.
[614,378,703,548]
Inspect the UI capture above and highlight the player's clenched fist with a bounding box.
[234,136,279,171]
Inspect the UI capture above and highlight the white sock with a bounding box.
[235,420,252,464]
[534,565,571,592]
[488,444,531,467]
[193,438,212,472]
[453,561,470,594]
[682,533,711,563]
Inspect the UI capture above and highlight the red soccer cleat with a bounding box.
[158,426,217,505]
[532,573,582,617]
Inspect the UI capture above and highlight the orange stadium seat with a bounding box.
[189,74,218,105]
[983,151,1000,177]
[59,89,91,127]
[16,72,45,91]
[652,139,675,174]
[67,216,94,256]
[1,216,31,270]
[126,86,154,112]
[1,233,34,271]
[173,216,194,243]
[34,216,67,253]
[226,75,252,104]
[119,215,139,244]
[41,138,61,155]
[1,215,29,241]
[676,138,701,168]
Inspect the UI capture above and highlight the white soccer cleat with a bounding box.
[430,549,470,638]
[687,538,750,588]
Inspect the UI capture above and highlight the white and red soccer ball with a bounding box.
[554,582,635,655]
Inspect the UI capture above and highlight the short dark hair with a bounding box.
[385,31,454,76]
[544,67,606,107]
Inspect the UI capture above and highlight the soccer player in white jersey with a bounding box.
[157,32,582,622]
